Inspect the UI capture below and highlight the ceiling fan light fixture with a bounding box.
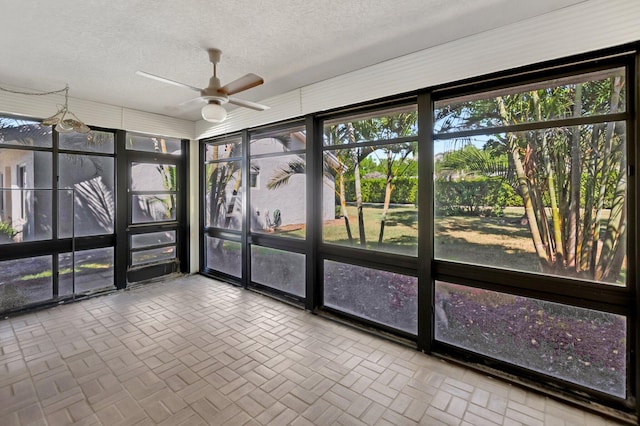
[201,102,227,123]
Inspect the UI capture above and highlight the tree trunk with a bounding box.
[581,125,601,272]
[338,170,353,242]
[566,83,583,269]
[223,167,242,229]
[353,148,366,246]
[497,97,549,264]
[209,165,221,226]
[347,123,366,246]
[378,175,394,245]
[592,76,624,278]
[597,154,626,281]
[533,92,563,264]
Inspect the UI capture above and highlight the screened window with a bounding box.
[0,149,52,243]
[126,133,182,155]
[322,105,418,255]
[130,162,177,225]
[59,154,115,237]
[432,64,632,401]
[0,120,122,312]
[324,260,417,334]
[205,237,241,278]
[131,246,176,266]
[435,281,626,397]
[131,230,176,248]
[196,51,638,414]
[434,68,626,135]
[204,136,243,231]
[250,126,306,239]
[0,118,51,148]
[434,68,628,286]
[59,131,114,154]
[0,256,53,309]
[251,245,305,297]
[58,248,114,295]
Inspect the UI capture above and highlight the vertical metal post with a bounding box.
[52,131,59,299]
[115,130,128,289]
[179,139,190,273]
[305,114,319,311]
[632,51,639,417]
[71,188,75,298]
[199,140,206,273]
[417,92,434,352]
[241,129,249,288]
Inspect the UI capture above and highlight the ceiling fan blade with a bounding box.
[228,97,270,111]
[135,70,202,92]
[219,73,264,95]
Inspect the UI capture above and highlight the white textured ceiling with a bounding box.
[0,0,586,121]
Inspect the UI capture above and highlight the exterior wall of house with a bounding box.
[250,155,306,227]
[249,137,335,231]
[0,150,54,242]
[0,148,116,242]
[0,149,35,241]
[322,176,335,222]
[33,151,53,240]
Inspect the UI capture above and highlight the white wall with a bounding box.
[0,87,195,140]
[197,0,640,138]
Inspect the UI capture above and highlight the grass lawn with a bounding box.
[0,252,114,313]
[435,207,537,272]
[272,204,537,264]
[322,204,418,255]
[228,204,622,283]
[317,204,538,269]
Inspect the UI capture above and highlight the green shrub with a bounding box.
[435,177,510,216]
[0,222,16,241]
[343,177,417,204]
[500,182,522,207]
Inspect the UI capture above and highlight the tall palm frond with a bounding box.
[73,176,115,232]
[267,160,305,190]
[0,118,50,146]
[441,146,512,181]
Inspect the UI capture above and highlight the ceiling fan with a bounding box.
[136,48,269,123]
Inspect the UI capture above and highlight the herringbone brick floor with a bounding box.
[0,275,630,425]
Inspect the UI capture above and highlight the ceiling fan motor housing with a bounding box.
[200,75,228,104]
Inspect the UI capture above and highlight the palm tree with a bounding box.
[370,112,417,244]
[206,142,242,229]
